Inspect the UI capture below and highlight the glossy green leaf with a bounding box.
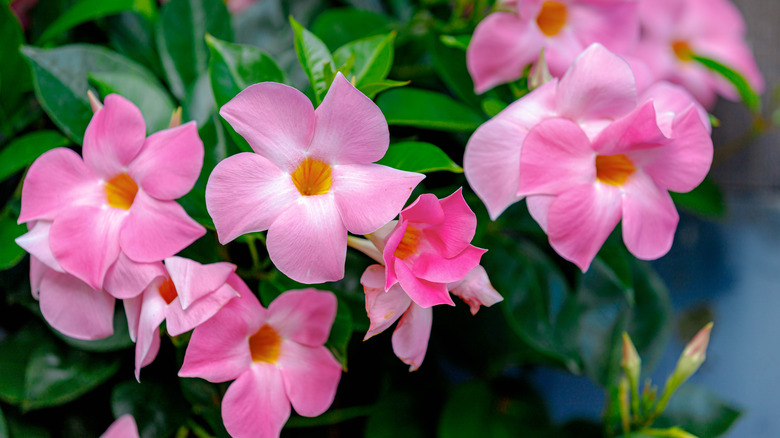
[182,73,215,127]
[0,3,30,117]
[376,88,485,132]
[311,7,393,51]
[431,38,480,108]
[0,131,70,182]
[21,44,165,143]
[655,385,740,438]
[106,12,164,78]
[156,0,232,99]
[0,324,43,404]
[670,177,725,219]
[326,298,353,370]
[37,0,147,44]
[377,141,462,173]
[692,54,762,113]
[439,34,471,51]
[0,204,26,271]
[290,16,334,105]
[112,380,189,438]
[359,79,409,99]
[333,32,395,87]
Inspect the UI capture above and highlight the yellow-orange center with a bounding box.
[672,41,694,62]
[158,277,178,305]
[596,154,636,186]
[536,1,568,37]
[105,173,139,210]
[291,158,332,196]
[249,324,282,363]
[393,225,421,260]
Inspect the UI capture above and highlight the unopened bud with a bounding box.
[168,107,183,128]
[528,49,553,90]
[87,90,103,113]
[673,322,713,384]
[621,332,641,383]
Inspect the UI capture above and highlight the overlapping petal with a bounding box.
[267,289,337,347]
[391,304,432,371]
[82,94,146,179]
[278,341,341,417]
[221,365,290,438]
[104,253,165,299]
[39,271,115,340]
[165,257,235,309]
[621,172,679,260]
[361,265,411,339]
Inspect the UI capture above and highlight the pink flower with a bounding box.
[100,414,139,438]
[179,288,341,438]
[467,0,638,93]
[226,0,261,13]
[18,94,205,290]
[206,72,424,284]
[447,265,503,315]
[122,257,240,380]
[632,0,764,108]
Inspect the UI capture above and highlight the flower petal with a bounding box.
[104,253,166,299]
[639,81,711,135]
[82,94,146,179]
[308,73,389,164]
[15,221,64,272]
[30,256,47,299]
[165,283,239,337]
[401,194,444,225]
[361,264,412,339]
[448,265,503,315]
[165,257,235,309]
[621,172,679,260]
[39,270,115,340]
[205,152,298,244]
[135,286,166,380]
[391,304,432,371]
[591,101,669,155]
[278,341,342,416]
[267,289,337,347]
[526,194,555,233]
[395,259,454,308]
[434,189,478,257]
[413,245,487,284]
[221,365,290,438]
[124,296,141,342]
[100,414,139,438]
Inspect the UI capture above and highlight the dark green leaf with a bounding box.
[0,205,26,271]
[359,79,409,99]
[182,73,215,127]
[156,0,232,99]
[0,130,70,182]
[179,378,230,437]
[0,324,44,404]
[365,390,426,438]
[376,88,484,132]
[310,7,393,51]
[0,3,31,117]
[377,141,462,173]
[333,32,395,87]
[692,54,762,113]
[290,15,334,105]
[36,0,146,44]
[670,177,725,219]
[655,385,740,438]
[0,406,7,438]
[111,380,189,438]
[431,37,480,109]
[106,12,164,78]
[325,298,353,370]
[88,70,176,133]
[594,228,634,297]
[439,34,471,51]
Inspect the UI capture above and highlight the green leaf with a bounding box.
[655,385,740,438]
[0,406,7,438]
[365,390,426,438]
[179,378,230,438]
[106,12,164,78]
[359,79,409,100]
[377,141,462,173]
[333,32,396,87]
[439,34,471,51]
[481,98,508,118]
[0,131,70,182]
[670,177,725,219]
[182,73,215,127]
[21,44,166,143]
[376,88,485,132]
[326,298,353,370]
[431,37,480,109]
[0,325,43,404]
[88,71,176,134]
[692,54,762,113]
[290,15,334,105]
[0,204,27,270]
[112,380,189,438]
[0,3,30,117]
[156,0,232,100]
[36,0,142,44]
[311,7,393,51]
[594,228,634,298]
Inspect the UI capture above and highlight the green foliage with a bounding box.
[89,71,176,134]
[0,3,31,127]
[290,15,335,105]
[311,7,394,50]
[112,380,189,438]
[0,131,70,182]
[692,54,762,114]
[655,385,740,438]
[378,141,462,173]
[0,203,26,270]
[670,178,726,219]
[36,0,154,44]
[376,88,485,131]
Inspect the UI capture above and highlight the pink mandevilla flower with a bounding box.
[467,0,638,93]
[206,72,424,284]
[179,288,342,438]
[100,414,139,438]
[632,0,764,108]
[17,94,205,291]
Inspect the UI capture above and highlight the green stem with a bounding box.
[285,405,375,428]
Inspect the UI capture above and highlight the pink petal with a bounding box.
[426,188,477,258]
[119,190,205,263]
[82,94,146,179]
[361,264,412,339]
[278,341,341,416]
[308,73,389,164]
[165,257,235,309]
[15,221,64,272]
[104,253,166,299]
[391,304,432,371]
[134,287,166,380]
[546,183,623,272]
[639,82,711,135]
[205,152,298,244]
[266,195,347,284]
[221,365,290,438]
[621,172,679,260]
[526,194,555,232]
[401,194,445,225]
[448,265,503,315]
[568,1,638,55]
[124,296,142,342]
[100,414,139,438]
[39,270,115,340]
[413,245,486,284]
[267,289,337,347]
[591,101,669,155]
[19,148,102,223]
[332,163,424,235]
[394,259,454,308]
[30,257,47,299]
[381,220,407,290]
[128,122,204,201]
[165,283,239,337]
[544,29,588,77]
[467,12,544,93]
[50,206,124,289]
[517,118,595,196]
[220,82,313,172]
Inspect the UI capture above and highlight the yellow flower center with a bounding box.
[536,1,568,37]
[393,225,421,260]
[596,154,636,186]
[249,324,282,363]
[105,173,139,210]
[672,41,694,62]
[291,158,332,196]
[158,277,178,305]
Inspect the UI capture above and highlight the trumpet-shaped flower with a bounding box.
[18,94,205,290]
[179,288,341,438]
[632,0,764,108]
[207,72,424,284]
[123,257,240,380]
[467,0,638,93]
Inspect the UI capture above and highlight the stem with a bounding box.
[285,405,375,428]
[346,235,384,264]
[186,419,215,438]
[618,377,631,435]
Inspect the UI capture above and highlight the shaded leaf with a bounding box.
[692,54,761,113]
[106,12,164,78]
[376,88,484,132]
[0,130,70,182]
[0,324,44,405]
[655,385,740,438]
[0,204,27,271]
[360,79,409,99]
[439,35,471,51]
[290,15,334,105]
[333,32,395,87]
[670,177,725,219]
[311,7,393,51]
[112,380,189,438]
[0,3,30,118]
[37,0,148,44]
[377,141,462,174]
[326,298,353,370]
[0,407,6,438]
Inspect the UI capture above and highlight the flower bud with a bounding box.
[528,49,553,90]
[673,322,713,384]
[621,332,641,384]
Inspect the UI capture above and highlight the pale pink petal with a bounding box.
[361,265,412,339]
[205,152,298,244]
[100,414,139,438]
[134,287,166,380]
[639,81,711,135]
[544,29,587,77]
[266,195,347,284]
[124,296,142,342]
[220,83,313,172]
[82,94,146,179]
[278,341,341,416]
[546,184,623,272]
[591,102,668,155]
[30,257,47,299]
[266,289,337,347]
[308,73,389,164]
[332,163,424,235]
[427,188,477,258]
[621,172,679,260]
[391,304,432,371]
[526,195,555,232]
[568,1,638,55]
[394,259,454,308]
[15,221,64,272]
[400,194,444,225]
[104,253,166,299]
[50,206,124,289]
[448,265,503,315]
[517,118,595,196]
[141,329,161,370]
[128,122,204,201]
[165,283,239,336]
[365,221,397,254]
[39,270,115,340]
[119,190,205,263]
[165,257,235,309]
[18,148,102,222]
[413,245,486,284]
[467,12,545,93]
[221,365,290,438]
[381,220,407,290]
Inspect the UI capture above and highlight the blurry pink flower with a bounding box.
[447,265,503,315]
[226,0,261,13]
[123,257,239,380]
[207,72,424,284]
[10,0,37,29]
[179,288,341,438]
[100,414,139,438]
[18,94,205,290]
[632,0,764,108]
[467,0,638,93]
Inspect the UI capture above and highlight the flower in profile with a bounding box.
[122,257,239,380]
[18,94,205,290]
[100,414,139,438]
[179,288,341,438]
[207,72,424,284]
[632,0,764,108]
[467,0,638,93]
